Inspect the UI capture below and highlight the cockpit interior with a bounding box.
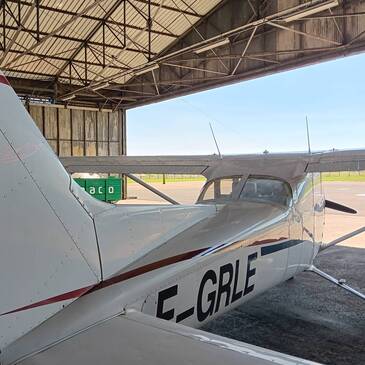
[197,176,292,207]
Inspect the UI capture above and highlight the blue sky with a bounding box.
[127,53,365,155]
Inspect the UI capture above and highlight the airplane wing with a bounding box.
[19,310,320,365]
[305,149,365,172]
[60,149,365,180]
[60,155,214,175]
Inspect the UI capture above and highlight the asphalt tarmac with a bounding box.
[203,181,365,365]
[125,180,365,364]
[203,245,365,365]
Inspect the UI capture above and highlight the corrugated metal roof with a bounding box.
[1,0,223,84]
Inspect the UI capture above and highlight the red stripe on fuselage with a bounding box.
[0,75,10,86]
[1,286,93,316]
[0,248,207,316]
[0,237,290,316]
[88,247,207,294]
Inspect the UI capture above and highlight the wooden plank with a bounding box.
[86,142,97,156]
[59,141,72,157]
[27,107,120,158]
[59,109,71,140]
[109,142,119,156]
[109,112,119,142]
[98,142,109,156]
[97,111,109,142]
[29,105,43,133]
[85,110,97,141]
[47,140,58,154]
[44,107,58,140]
[72,141,84,157]
[72,109,84,141]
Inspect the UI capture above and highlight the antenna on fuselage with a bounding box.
[209,122,222,159]
[306,116,312,154]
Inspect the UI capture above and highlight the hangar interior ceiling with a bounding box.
[1,0,365,110]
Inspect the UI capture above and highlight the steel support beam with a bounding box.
[4,0,365,109]
[0,23,152,55]
[5,0,177,38]
[119,108,127,199]
[4,0,107,68]
[55,0,126,79]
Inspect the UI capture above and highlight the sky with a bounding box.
[127,53,365,156]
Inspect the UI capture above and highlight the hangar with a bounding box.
[1,2,365,365]
[2,0,365,164]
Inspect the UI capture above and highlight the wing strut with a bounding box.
[306,265,365,301]
[126,173,180,205]
[320,226,365,251]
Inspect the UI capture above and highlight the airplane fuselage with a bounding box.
[2,173,325,364]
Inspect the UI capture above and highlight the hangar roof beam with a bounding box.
[2,0,365,109]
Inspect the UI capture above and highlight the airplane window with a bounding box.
[199,176,244,203]
[198,176,291,206]
[240,177,291,206]
[220,177,241,198]
[202,181,215,201]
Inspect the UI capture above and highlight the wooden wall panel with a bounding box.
[86,142,97,156]
[29,105,43,133]
[109,113,119,142]
[85,111,97,142]
[59,109,71,140]
[72,141,84,157]
[44,107,58,140]
[28,105,122,159]
[59,141,71,157]
[98,142,109,156]
[48,140,58,154]
[97,112,109,142]
[109,142,119,156]
[72,109,84,142]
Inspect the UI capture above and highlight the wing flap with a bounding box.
[18,310,320,365]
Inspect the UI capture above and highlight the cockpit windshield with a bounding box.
[197,176,292,206]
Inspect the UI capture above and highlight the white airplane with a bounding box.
[0,71,364,365]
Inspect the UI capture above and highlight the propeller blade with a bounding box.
[325,199,357,214]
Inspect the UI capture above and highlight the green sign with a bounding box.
[74,177,122,202]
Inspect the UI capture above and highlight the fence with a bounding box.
[128,174,205,184]
[321,171,365,182]
[128,172,365,184]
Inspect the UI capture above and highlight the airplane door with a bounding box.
[285,189,304,279]
[313,173,325,246]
